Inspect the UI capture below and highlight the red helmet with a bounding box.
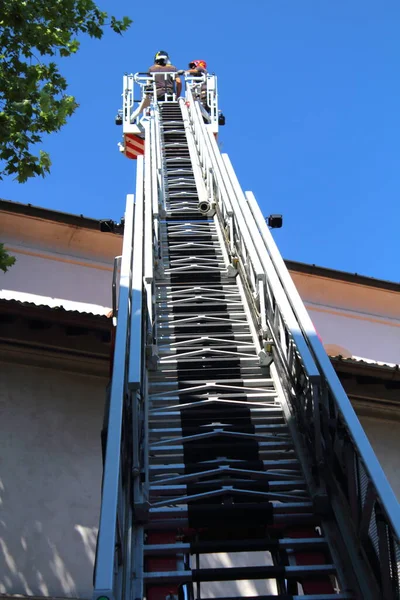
[189,59,207,70]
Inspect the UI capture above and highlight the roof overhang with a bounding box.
[0,298,112,377]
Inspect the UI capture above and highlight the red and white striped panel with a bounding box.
[124,133,145,159]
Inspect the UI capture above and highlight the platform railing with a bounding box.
[121,72,219,132]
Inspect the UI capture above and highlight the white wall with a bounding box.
[309,306,400,364]
[359,415,400,502]
[0,361,106,598]
[1,251,112,315]
[0,210,120,315]
[291,271,400,364]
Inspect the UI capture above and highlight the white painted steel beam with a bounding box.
[128,153,145,389]
[93,193,134,599]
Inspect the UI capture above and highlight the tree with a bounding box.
[0,243,16,272]
[0,1,132,182]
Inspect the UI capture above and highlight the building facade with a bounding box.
[1,199,399,598]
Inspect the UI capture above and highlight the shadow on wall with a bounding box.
[0,514,97,597]
[0,361,106,598]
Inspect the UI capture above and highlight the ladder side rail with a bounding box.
[128,152,145,389]
[246,190,400,597]
[185,93,266,365]
[112,255,122,320]
[145,118,155,325]
[179,98,209,209]
[150,108,159,219]
[191,101,265,318]
[213,210,235,284]
[186,86,206,178]
[188,88,232,216]
[188,85,234,276]
[216,149,324,467]
[185,88,233,274]
[188,97,321,401]
[188,96,317,378]
[145,111,160,360]
[193,104,257,287]
[192,100,254,281]
[200,119,321,408]
[199,125,266,355]
[187,87,235,257]
[218,150,320,379]
[154,104,165,216]
[93,194,135,600]
[184,88,207,170]
[189,92,287,357]
[130,155,145,521]
[129,149,153,597]
[151,104,164,347]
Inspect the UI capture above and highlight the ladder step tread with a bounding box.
[144,536,327,555]
[144,564,337,583]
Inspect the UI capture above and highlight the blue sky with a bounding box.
[1,1,399,281]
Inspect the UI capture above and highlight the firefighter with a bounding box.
[186,59,208,110]
[148,50,182,101]
[186,59,207,76]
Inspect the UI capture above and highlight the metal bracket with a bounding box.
[312,493,332,517]
[226,263,238,278]
[258,349,273,366]
[264,339,274,354]
[134,501,150,523]
[146,345,159,370]
[155,260,165,279]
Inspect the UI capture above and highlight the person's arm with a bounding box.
[175,75,182,97]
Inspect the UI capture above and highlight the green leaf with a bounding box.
[0,1,132,181]
[0,243,16,273]
[39,149,51,172]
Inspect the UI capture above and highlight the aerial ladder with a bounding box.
[93,70,400,600]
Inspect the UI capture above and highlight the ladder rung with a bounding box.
[144,536,328,555]
[149,480,304,494]
[144,563,336,583]
[145,514,320,530]
[149,502,313,518]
